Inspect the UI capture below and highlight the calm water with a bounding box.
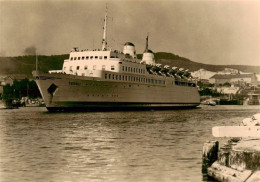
[0,105,259,182]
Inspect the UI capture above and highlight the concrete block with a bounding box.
[229,150,260,171]
[202,141,219,173]
[233,139,260,153]
[207,162,252,182]
[218,149,230,167]
[229,139,260,171]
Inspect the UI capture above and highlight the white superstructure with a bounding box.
[33,8,200,111]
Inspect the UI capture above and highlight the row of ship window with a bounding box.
[104,73,166,85]
[65,65,114,71]
[122,66,145,74]
[70,56,108,60]
[69,56,145,74]
[64,65,145,73]
[104,73,196,87]
[174,81,196,87]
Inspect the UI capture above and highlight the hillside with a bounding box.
[0,52,259,78]
[143,52,260,73]
[0,55,68,77]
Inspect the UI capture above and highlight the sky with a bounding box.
[0,0,259,66]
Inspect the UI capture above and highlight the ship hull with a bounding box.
[33,72,200,112]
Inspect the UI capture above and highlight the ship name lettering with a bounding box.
[69,81,81,86]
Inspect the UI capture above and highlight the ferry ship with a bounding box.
[32,9,200,111]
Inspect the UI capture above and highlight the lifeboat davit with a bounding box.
[167,66,178,76]
[176,68,185,78]
[150,64,162,75]
[159,65,170,76]
[183,69,192,80]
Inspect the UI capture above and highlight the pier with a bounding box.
[203,114,260,182]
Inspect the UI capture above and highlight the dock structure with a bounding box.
[203,114,260,182]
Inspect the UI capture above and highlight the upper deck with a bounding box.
[49,49,147,77]
[48,48,196,88]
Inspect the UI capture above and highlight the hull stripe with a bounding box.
[46,102,200,111]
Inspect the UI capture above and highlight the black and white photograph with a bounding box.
[0,0,259,181]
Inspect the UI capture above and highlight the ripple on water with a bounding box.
[0,106,259,182]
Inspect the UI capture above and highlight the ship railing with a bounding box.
[49,70,63,74]
[174,79,196,87]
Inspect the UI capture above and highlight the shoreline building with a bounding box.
[209,73,258,86]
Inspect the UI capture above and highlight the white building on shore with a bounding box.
[209,73,258,86]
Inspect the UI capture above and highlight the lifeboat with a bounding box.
[146,64,153,74]
[176,68,185,79]
[167,66,178,77]
[159,65,170,76]
[183,69,192,80]
[150,64,162,75]
[169,67,180,79]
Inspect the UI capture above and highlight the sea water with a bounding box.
[0,105,259,182]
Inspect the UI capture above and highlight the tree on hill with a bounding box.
[199,88,222,97]
[2,84,13,101]
[0,54,68,77]
[2,79,41,100]
[197,80,215,88]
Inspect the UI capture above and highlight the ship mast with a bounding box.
[101,6,108,51]
[145,35,149,52]
[36,50,38,72]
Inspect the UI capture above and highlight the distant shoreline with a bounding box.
[0,53,259,77]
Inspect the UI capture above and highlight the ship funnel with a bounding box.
[142,35,155,66]
[123,42,136,58]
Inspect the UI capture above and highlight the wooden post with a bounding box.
[202,141,219,173]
